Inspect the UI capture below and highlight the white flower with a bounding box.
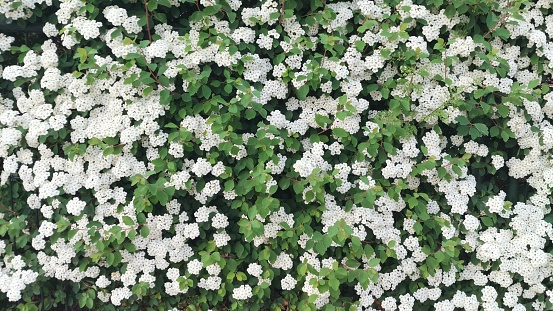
[66,198,86,216]
[280,274,297,290]
[491,155,504,170]
[187,259,203,275]
[232,285,253,300]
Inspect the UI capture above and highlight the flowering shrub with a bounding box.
[1,0,553,310]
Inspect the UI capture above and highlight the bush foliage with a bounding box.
[0,0,553,310]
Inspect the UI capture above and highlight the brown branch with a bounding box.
[321,48,327,67]
[373,296,384,311]
[138,49,176,95]
[143,0,153,43]
[491,119,504,130]
[0,203,19,216]
[444,56,447,82]
[318,127,330,135]
[484,1,513,38]
[223,253,235,258]
[280,0,285,24]
[278,174,301,183]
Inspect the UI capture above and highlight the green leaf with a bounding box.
[315,114,332,127]
[147,0,157,11]
[490,126,499,137]
[345,259,360,269]
[158,0,172,7]
[474,88,485,99]
[456,116,470,125]
[76,48,87,63]
[201,85,212,99]
[227,11,237,23]
[128,229,137,241]
[157,190,169,206]
[113,252,122,266]
[481,216,493,227]
[143,86,154,97]
[336,111,351,121]
[355,40,366,52]
[469,127,481,140]
[492,28,510,40]
[102,147,115,157]
[444,5,455,18]
[125,243,136,252]
[497,105,509,117]
[452,165,462,177]
[527,79,540,89]
[67,229,78,240]
[203,4,221,15]
[140,226,150,238]
[408,197,418,208]
[486,12,498,31]
[212,252,221,262]
[474,123,488,136]
[368,258,380,267]
[501,130,510,142]
[279,177,290,190]
[296,85,309,100]
[96,240,105,252]
[107,252,114,265]
[332,128,348,138]
[160,89,172,105]
[245,108,256,119]
[305,191,314,202]
[122,216,135,226]
[224,180,234,191]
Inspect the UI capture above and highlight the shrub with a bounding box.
[0,0,552,310]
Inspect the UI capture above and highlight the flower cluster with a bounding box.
[0,0,552,310]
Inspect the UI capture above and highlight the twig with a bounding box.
[0,203,19,216]
[280,0,285,24]
[138,49,176,95]
[317,127,330,135]
[278,174,301,183]
[484,1,513,38]
[143,0,153,43]
[444,55,447,82]
[373,296,385,311]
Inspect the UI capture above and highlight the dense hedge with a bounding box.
[0,0,553,310]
